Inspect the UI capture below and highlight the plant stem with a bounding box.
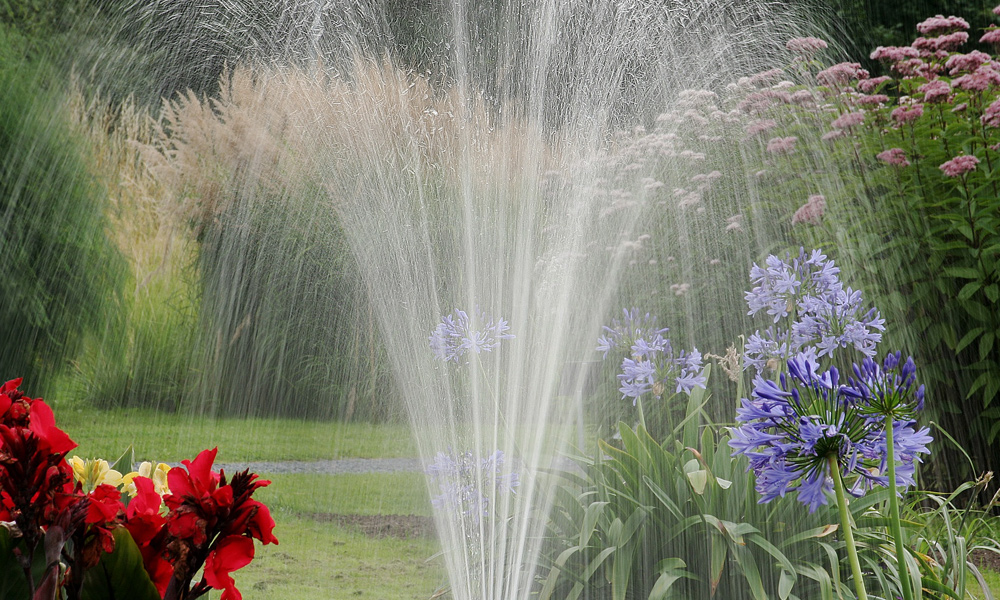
[885,420,914,600]
[829,455,869,600]
[636,395,647,431]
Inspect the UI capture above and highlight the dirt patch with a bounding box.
[971,548,1000,573]
[302,512,436,539]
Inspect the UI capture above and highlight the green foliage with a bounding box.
[0,48,125,395]
[723,16,1000,485]
[538,415,839,599]
[194,186,395,420]
[80,528,162,600]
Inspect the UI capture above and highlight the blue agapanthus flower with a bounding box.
[616,333,706,403]
[426,449,520,520]
[596,308,670,358]
[743,249,885,373]
[429,308,514,363]
[729,352,931,512]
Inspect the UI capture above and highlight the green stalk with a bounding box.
[829,455,869,600]
[885,421,914,600]
[636,395,647,431]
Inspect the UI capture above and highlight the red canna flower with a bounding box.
[203,535,255,600]
[161,448,278,600]
[124,476,172,596]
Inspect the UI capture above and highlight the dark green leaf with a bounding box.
[80,528,161,600]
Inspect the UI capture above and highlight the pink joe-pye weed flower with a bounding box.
[916,15,970,35]
[983,98,1000,128]
[831,111,864,129]
[870,46,920,63]
[858,76,892,93]
[766,136,798,154]
[856,94,890,106]
[946,51,993,75]
[953,66,1000,92]
[822,129,846,141]
[745,119,778,136]
[786,37,828,55]
[982,29,1000,46]
[816,62,869,86]
[919,79,952,103]
[913,31,969,52]
[877,148,910,167]
[994,5,1000,16]
[940,154,980,177]
[891,104,924,124]
[791,195,826,225]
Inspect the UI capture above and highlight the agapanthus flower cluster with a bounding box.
[429,308,514,363]
[596,307,670,358]
[426,449,519,521]
[616,333,706,402]
[743,249,885,372]
[729,353,932,512]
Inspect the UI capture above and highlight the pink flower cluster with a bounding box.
[791,195,826,225]
[946,51,993,75]
[817,62,869,87]
[766,136,798,154]
[831,111,864,129]
[786,37,828,55]
[916,15,969,36]
[891,104,924,124]
[983,98,1000,128]
[870,46,920,63]
[877,148,910,167]
[746,119,778,136]
[919,80,952,103]
[939,154,979,177]
[953,67,1000,92]
[913,32,969,52]
[858,76,892,93]
[982,29,1000,45]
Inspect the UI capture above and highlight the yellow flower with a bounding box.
[68,456,123,493]
[121,461,171,497]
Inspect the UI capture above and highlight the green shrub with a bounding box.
[0,45,125,394]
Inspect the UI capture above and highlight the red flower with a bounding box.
[28,400,77,455]
[161,448,278,600]
[124,477,172,595]
[203,535,255,600]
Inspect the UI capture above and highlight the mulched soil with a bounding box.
[971,548,1000,573]
[302,512,436,539]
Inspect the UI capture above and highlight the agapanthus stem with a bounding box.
[635,395,647,431]
[885,421,914,600]
[829,455,869,600]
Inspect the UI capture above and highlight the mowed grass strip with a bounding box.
[229,515,447,600]
[57,406,417,463]
[257,473,433,517]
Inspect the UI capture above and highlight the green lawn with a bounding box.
[257,473,432,517]
[58,405,418,463]
[221,515,447,600]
